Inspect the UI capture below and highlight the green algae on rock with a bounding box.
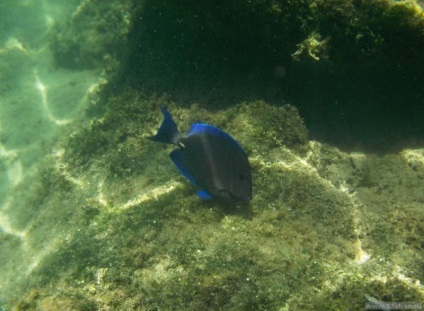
[50,0,141,70]
[2,0,424,310]
[4,90,424,310]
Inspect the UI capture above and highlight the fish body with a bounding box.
[149,107,252,201]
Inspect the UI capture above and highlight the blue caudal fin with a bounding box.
[170,149,197,186]
[148,107,181,145]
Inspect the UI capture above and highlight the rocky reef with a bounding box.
[1,0,424,310]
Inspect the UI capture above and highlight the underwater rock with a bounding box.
[50,0,138,69]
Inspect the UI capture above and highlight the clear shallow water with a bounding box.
[1,1,423,310]
[0,1,104,306]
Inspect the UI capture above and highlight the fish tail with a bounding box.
[148,107,182,145]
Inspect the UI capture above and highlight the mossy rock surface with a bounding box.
[4,90,424,310]
[2,1,424,310]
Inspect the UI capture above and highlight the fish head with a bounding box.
[228,165,252,201]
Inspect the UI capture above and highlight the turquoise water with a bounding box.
[1,1,423,310]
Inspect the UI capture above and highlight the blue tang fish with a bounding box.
[148,107,252,201]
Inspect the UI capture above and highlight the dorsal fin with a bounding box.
[187,123,245,153]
